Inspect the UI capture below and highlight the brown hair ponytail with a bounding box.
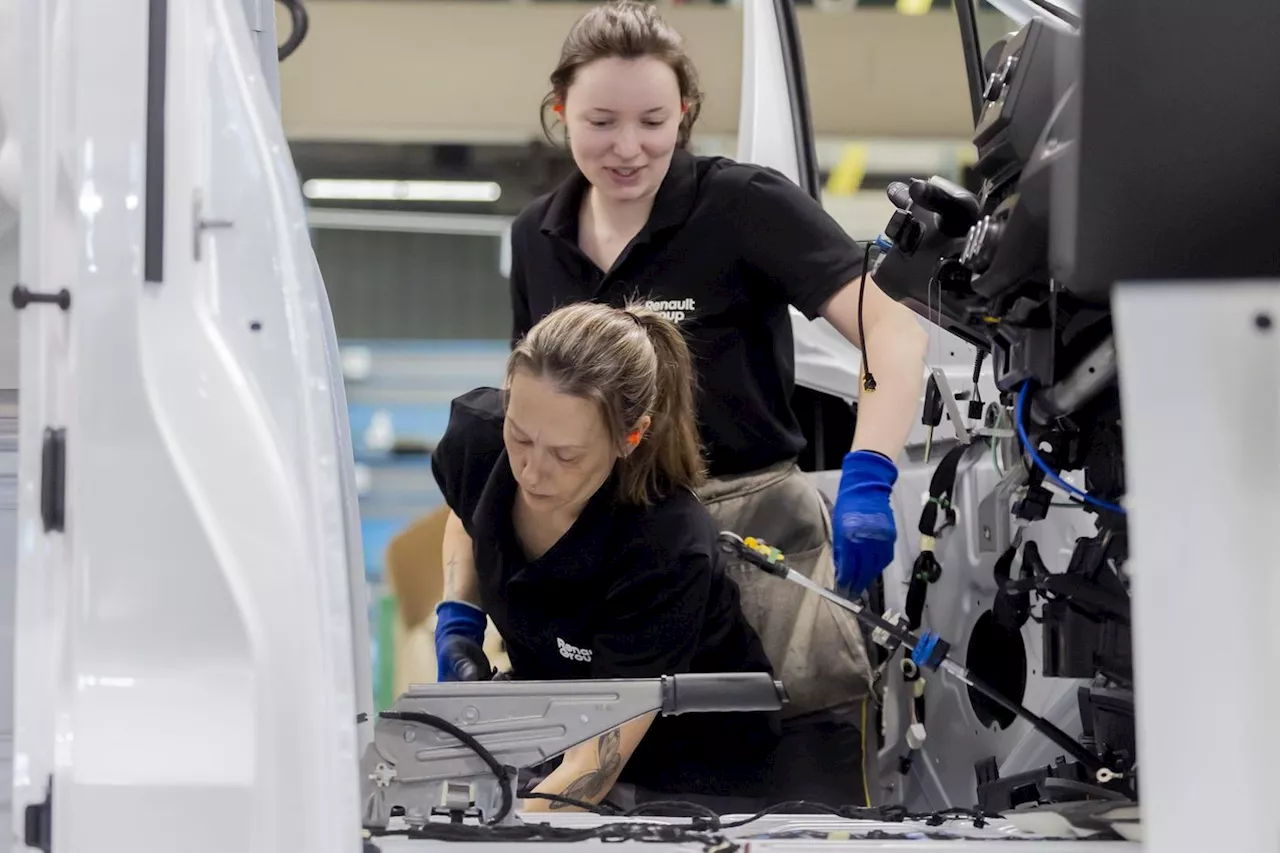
[506,300,705,505]
[620,307,705,501]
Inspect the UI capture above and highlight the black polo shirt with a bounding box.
[508,149,867,478]
[430,387,780,796]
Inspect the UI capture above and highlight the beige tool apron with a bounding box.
[697,460,873,718]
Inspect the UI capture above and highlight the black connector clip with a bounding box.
[1014,484,1053,521]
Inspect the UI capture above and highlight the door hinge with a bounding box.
[41,427,66,533]
[24,778,52,853]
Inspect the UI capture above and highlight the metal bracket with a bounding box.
[978,459,1029,554]
[929,366,973,445]
[360,673,784,829]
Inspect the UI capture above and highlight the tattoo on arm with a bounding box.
[548,728,623,810]
[442,511,480,603]
[444,554,459,598]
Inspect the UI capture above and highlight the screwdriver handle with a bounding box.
[717,532,789,578]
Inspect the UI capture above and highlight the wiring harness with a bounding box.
[362,711,1007,851]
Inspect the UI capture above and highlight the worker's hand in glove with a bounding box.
[831,449,899,596]
[434,600,492,682]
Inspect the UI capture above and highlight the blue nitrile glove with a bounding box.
[832,449,899,596]
[434,600,491,682]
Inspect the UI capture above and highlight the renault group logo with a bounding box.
[556,637,593,663]
[644,297,696,323]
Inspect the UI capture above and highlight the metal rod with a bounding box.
[773,0,821,200]
[1031,336,1117,421]
[719,532,1111,778]
[794,571,1106,774]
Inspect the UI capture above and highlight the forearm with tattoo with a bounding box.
[523,713,655,813]
[442,510,481,605]
[548,728,623,810]
[443,554,461,598]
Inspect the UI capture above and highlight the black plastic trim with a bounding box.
[773,0,821,201]
[144,0,168,283]
[1025,0,1081,28]
[24,777,52,853]
[954,0,986,125]
[40,427,65,533]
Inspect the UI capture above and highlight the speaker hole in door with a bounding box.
[966,610,1027,730]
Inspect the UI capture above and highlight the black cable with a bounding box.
[971,349,986,406]
[857,242,876,392]
[377,707,1002,840]
[367,800,1000,848]
[276,0,309,61]
[378,710,515,826]
[624,800,722,823]
[959,670,1106,774]
[711,801,995,832]
[739,828,1114,843]
[1015,383,1127,516]
[366,820,740,851]
[519,792,620,815]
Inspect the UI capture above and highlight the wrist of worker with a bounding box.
[842,448,899,484]
[846,448,894,465]
[435,599,487,641]
[437,599,483,612]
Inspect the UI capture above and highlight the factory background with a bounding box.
[286,0,1018,710]
[0,0,1021,713]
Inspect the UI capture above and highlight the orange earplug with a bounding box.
[626,430,642,446]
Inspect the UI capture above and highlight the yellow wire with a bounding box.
[860,695,871,807]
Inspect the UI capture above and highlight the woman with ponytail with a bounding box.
[504,0,932,809]
[431,301,779,812]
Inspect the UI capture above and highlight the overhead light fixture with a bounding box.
[896,0,934,15]
[301,178,502,203]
